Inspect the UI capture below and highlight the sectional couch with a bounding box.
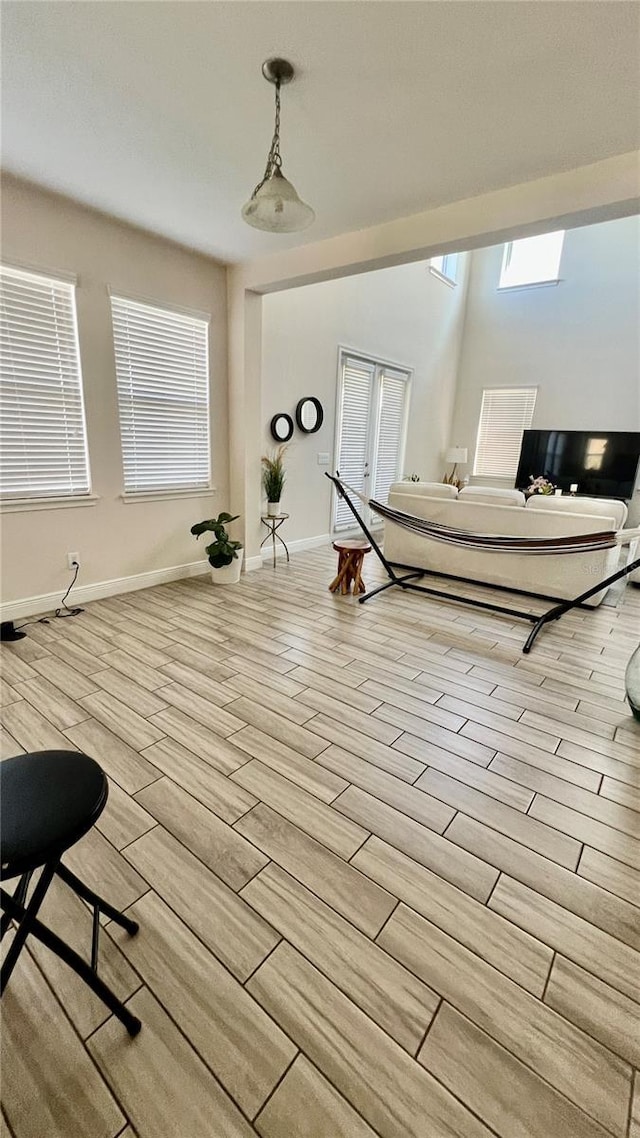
[383,482,631,607]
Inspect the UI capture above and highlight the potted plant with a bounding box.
[262,445,287,516]
[190,513,243,584]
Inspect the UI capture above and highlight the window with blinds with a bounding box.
[473,387,537,479]
[111,295,210,494]
[0,264,91,500]
[333,352,410,531]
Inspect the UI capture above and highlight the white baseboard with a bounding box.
[0,559,209,622]
[244,555,264,572]
[245,532,332,573]
[3,535,336,617]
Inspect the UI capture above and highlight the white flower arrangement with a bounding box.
[526,475,556,496]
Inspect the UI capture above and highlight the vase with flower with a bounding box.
[526,475,556,497]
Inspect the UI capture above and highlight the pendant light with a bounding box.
[241,58,315,233]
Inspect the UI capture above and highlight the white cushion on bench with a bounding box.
[528,494,628,529]
[389,481,458,499]
[459,486,526,508]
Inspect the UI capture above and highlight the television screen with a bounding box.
[516,430,640,499]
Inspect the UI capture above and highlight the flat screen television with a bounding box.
[516,430,640,499]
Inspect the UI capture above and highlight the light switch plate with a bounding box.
[317,453,330,465]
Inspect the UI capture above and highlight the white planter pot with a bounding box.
[209,555,242,585]
[267,501,281,517]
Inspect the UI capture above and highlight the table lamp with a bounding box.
[444,447,468,485]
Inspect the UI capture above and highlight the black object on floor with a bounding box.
[0,621,26,642]
[0,750,142,1036]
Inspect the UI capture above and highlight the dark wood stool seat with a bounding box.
[329,539,371,595]
[1,750,141,1036]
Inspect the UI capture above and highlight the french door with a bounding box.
[332,350,411,532]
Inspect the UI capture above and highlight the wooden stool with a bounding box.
[329,540,371,595]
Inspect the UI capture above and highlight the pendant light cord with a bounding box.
[251,79,283,198]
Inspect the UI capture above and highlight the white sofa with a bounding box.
[383,483,629,607]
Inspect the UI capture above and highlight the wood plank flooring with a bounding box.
[1,544,639,1138]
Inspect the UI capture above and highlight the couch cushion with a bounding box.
[458,486,525,508]
[527,494,628,529]
[388,481,458,499]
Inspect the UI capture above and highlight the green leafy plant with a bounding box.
[262,445,288,502]
[190,513,243,569]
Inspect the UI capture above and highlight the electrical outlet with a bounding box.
[67,552,80,570]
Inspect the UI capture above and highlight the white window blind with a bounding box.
[333,352,411,531]
[111,295,210,494]
[473,387,537,479]
[499,231,565,289]
[372,369,409,505]
[334,355,374,530]
[0,264,90,500]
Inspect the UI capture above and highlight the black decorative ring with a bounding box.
[270,413,294,443]
[295,397,324,434]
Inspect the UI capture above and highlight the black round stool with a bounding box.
[1,750,141,1036]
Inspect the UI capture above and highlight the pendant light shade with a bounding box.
[241,58,314,234]
[242,169,315,233]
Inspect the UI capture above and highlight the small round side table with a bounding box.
[329,539,371,595]
[260,513,290,568]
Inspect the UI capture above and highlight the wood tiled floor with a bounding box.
[1,545,639,1138]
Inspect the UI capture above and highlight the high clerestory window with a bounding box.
[430,253,459,285]
[499,231,565,290]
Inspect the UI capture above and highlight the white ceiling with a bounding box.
[2,2,639,263]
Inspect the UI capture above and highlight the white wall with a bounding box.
[450,215,640,487]
[231,152,640,559]
[0,176,228,612]
[260,258,469,546]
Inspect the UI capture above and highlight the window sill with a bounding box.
[429,267,457,288]
[470,475,517,487]
[497,279,560,293]
[120,487,217,504]
[1,494,100,514]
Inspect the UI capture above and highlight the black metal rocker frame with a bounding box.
[0,859,141,1036]
[327,473,640,654]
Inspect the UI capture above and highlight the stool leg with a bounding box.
[346,552,359,594]
[328,568,343,592]
[0,883,141,1036]
[57,863,139,935]
[341,552,354,594]
[0,862,57,988]
[353,553,366,594]
[329,551,349,593]
[0,870,33,941]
